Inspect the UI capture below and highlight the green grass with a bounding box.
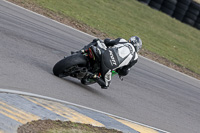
[31,0,200,74]
[19,120,121,133]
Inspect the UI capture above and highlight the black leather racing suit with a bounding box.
[104,38,138,77]
[88,38,138,89]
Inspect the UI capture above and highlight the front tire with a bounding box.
[53,53,87,77]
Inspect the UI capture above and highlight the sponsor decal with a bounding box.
[109,50,117,66]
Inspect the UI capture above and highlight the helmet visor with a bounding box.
[129,36,142,52]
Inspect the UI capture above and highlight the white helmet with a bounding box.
[128,36,142,52]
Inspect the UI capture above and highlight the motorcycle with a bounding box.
[53,40,123,87]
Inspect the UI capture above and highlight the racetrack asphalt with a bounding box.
[0,1,200,133]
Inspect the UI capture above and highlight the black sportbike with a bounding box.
[53,41,123,86]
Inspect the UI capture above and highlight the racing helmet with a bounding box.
[128,36,142,52]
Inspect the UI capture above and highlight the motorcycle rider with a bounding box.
[80,36,142,89]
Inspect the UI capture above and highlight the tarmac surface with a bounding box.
[0,0,200,133]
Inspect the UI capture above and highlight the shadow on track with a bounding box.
[62,78,102,92]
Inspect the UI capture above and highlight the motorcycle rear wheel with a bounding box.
[53,53,87,77]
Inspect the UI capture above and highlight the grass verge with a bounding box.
[17,120,122,133]
[6,0,200,79]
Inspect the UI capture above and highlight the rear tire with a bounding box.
[53,53,87,77]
